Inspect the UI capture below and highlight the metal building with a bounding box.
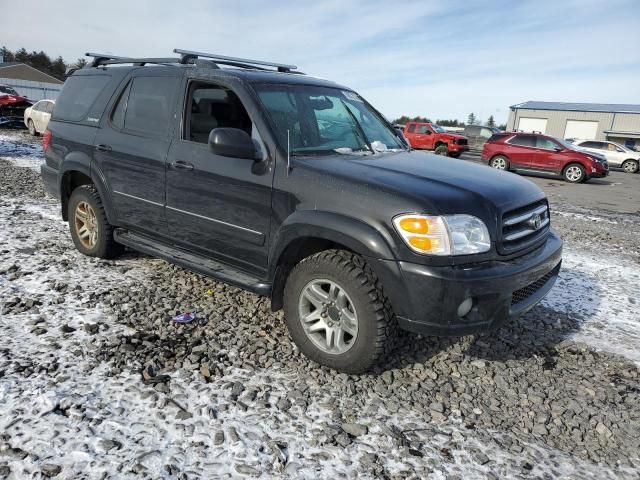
[0,62,64,101]
[506,101,640,149]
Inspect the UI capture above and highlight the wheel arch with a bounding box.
[268,211,398,311]
[60,159,116,223]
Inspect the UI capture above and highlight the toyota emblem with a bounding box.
[529,214,542,230]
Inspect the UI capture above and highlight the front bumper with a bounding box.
[386,230,562,336]
[589,163,609,178]
[449,144,469,153]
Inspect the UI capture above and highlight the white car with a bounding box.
[573,139,640,173]
[23,99,55,136]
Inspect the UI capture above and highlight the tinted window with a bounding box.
[536,137,558,150]
[579,141,604,149]
[53,75,110,121]
[508,135,536,147]
[123,77,178,136]
[407,124,416,133]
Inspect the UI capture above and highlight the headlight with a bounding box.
[393,214,491,255]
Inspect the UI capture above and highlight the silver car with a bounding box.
[23,99,55,136]
[573,139,640,173]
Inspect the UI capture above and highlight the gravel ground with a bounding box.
[1,131,639,479]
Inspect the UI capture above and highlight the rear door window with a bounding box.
[121,76,179,136]
[407,124,416,133]
[508,135,536,147]
[53,75,110,121]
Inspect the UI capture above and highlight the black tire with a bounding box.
[68,184,123,258]
[283,250,396,373]
[27,119,38,136]
[490,155,509,170]
[434,145,449,156]
[449,152,461,158]
[562,163,586,183]
[621,159,639,174]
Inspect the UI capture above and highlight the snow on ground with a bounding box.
[543,250,640,366]
[0,198,637,478]
[0,132,43,170]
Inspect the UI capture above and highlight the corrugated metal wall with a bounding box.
[612,113,640,133]
[507,108,617,139]
[0,77,63,101]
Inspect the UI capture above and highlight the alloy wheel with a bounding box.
[623,161,638,173]
[298,278,358,355]
[74,201,98,249]
[492,157,507,169]
[565,165,583,182]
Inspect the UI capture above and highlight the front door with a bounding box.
[165,79,274,275]
[93,73,181,235]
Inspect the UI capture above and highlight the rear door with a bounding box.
[165,77,274,275]
[93,71,181,236]
[504,134,537,167]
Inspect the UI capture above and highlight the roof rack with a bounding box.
[84,50,302,74]
[85,52,180,68]
[174,48,298,73]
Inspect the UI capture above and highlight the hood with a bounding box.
[0,93,31,105]
[296,150,545,216]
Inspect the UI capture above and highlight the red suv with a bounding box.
[403,122,469,157]
[482,132,609,183]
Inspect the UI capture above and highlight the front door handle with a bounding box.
[95,144,112,152]
[169,160,194,171]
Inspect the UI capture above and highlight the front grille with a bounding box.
[511,264,560,305]
[456,138,468,146]
[499,200,550,254]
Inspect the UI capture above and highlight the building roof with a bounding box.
[0,62,63,84]
[511,101,640,114]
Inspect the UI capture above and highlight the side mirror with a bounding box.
[209,128,261,160]
[425,130,432,135]
[554,147,562,152]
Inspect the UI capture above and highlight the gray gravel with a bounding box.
[1,131,639,478]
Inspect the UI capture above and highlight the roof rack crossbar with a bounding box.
[174,48,297,72]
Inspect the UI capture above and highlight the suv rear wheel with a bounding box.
[622,159,639,174]
[283,250,395,373]
[490,155,509,170]
[68,185,123,258]
[563,163,586,183]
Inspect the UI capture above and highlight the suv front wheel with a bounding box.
[563,163,586,183]
[68,185,123,258]
[283,250,395,373]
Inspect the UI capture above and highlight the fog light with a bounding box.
[457,297,474,317]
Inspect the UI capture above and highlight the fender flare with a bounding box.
[268,210,402,311]
[59,154,117,223]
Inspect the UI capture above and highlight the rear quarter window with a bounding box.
[53,75,110,122]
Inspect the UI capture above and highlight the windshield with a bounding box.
[254,84,405,155]
[0,86,19,95]
[431,124,446,133]
[555,137,580,150]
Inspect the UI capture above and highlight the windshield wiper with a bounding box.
[340,99,374,154]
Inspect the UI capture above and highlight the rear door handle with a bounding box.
[95,144,112,152]
[169,160,194,171]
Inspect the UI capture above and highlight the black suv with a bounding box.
[41,49,562,373]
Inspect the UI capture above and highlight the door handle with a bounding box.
[169,160,194,171]
[95,144,112,152]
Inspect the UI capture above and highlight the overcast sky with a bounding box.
[3,0,639,124]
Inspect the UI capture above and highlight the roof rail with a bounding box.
[85,52,180,67]
[174,48,298,73]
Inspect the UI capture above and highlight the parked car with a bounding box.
[41,49,562,373]
[482,132,609,183]
[402,122,469,157]
[572,139,639,174]
[23,99,55,136]
[461,125,502,153]
[0,84,33,127]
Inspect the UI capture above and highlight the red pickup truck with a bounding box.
[403,122,469,158]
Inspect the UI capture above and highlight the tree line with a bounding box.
[0,46,87,81]
[392,113,505,130]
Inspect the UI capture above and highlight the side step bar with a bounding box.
[114,229,271,296]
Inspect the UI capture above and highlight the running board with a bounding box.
[114,229,271,296]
